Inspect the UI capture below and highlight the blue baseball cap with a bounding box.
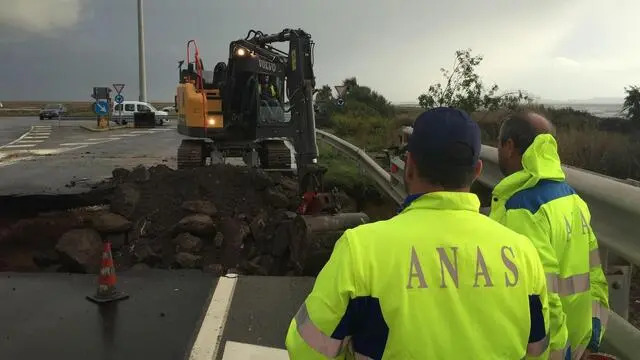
[407,107,481,166]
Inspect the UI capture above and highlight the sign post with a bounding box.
[92,87,112,128]
[113,84,125,125]
[334,85,348,107]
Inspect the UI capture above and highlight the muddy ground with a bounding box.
[0,164,394,277]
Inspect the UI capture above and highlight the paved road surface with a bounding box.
[0,117,40,147]
[0,121,179,195]
[0,119,249,195]
[0,270,313,359]
[0,269,217,360]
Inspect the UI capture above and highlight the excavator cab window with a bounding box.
[257,74,287,124]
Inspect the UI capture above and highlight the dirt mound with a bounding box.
[0,164,364,276]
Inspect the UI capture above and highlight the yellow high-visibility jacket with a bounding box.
[489,134,610,359]
[286,191,551,359]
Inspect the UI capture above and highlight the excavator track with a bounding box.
[259,141,292,170]
[177,140,206,169]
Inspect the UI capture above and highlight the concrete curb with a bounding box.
[80,124,132,132]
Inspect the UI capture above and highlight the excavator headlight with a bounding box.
[236,48,246,56]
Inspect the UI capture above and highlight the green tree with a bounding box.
[622,85,640,127]
[418,48,531,113]
[317,77,395,118]
[315,85,333,102]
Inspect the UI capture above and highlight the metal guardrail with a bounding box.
[315,128,640,360]
[315,130,405,204]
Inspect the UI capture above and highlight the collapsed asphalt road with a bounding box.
[0,120,397,359]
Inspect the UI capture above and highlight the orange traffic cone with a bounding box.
[86,241,129,304]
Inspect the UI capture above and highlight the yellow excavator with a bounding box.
[174,29,359,217]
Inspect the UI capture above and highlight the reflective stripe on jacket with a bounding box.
[489,134,610,359]
[286,192,551,359]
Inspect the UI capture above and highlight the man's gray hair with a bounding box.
[499,112,556,155]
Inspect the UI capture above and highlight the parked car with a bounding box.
[39,104,66,120]
[161,105,176,113]
[113,101,169,125]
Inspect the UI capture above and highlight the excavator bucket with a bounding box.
[281,212,370,276]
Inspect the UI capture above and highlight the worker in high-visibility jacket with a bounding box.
[285,107,552,359]
[258,75,279,106]
[489,111,610,359]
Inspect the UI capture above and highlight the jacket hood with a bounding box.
[493,134,565,198]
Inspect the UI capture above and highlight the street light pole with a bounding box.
[137,0,147,102]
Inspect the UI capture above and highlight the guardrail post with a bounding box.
[601,246,632,320]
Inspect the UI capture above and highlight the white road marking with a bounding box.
[188,276,238,360]
[131,130,153,134]
[120,134,140,137]
[16,140,44,143]
[0,126,36,148]
[23,136,49,139]
[30,132,51,135]
[221,341,289,360]
[59,142,103,146]
[2,144,36,148]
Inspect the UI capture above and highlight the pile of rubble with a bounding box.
[0,164,360,276]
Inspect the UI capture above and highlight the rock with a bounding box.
[112,168,130,182]
[219,218,250,269]
[203,263,225,276]
[177,214,215,236]
[271,224,292,258]
[259,255,276,275]
[106,233,127,250]
[174,232,203,253]
[268,171,283,182]
[174,252,202,269]
[253,170,274,190]
[181,200,217,216]
[279,177,299,193]
[249,209,269,239]
[129,165,150,183]
[92,212,132,233]
[110,183,140,218]
[55,228,103,273]
[32,250,59,268]
[213,232,224,248]
[264,188,289,209]
[134,245,161,266]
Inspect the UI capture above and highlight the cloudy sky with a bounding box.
[0,0,638,103]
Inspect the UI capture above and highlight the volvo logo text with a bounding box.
[258,59,277,72]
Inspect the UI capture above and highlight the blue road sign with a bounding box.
[94,100,109,115]
[115,94,124,104]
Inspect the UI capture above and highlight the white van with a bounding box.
[113,100,169,125]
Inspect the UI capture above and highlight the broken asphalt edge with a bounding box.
[80,124,132,132]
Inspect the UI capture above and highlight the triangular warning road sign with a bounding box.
[113,84,125,94]
[334,85,347,98]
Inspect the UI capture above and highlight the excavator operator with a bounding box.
[258,75,279,106]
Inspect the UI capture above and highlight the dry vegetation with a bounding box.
[393,105,640,181]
